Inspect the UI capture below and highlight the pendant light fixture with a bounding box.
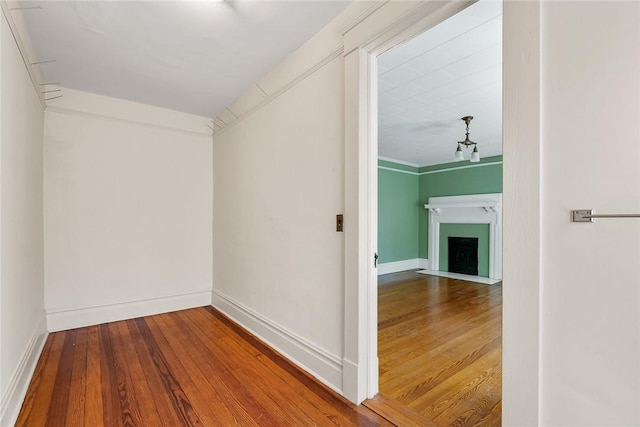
[454,116,480,163]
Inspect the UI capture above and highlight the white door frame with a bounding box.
[343,1,542,425]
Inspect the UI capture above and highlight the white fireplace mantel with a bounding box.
[424,193,502,280]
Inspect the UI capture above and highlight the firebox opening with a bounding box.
[448,237,479,276]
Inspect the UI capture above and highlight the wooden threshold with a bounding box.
[363,392,438,426]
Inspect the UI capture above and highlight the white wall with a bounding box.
[212,43,346,391]
[210,3,373,393]
[0,13,47,426]
[44,89,213,331]
[540,1,640,425]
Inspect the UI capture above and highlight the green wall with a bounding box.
[378,156,502,274]
[377,160,419,263]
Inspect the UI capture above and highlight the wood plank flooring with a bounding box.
[17,307,393,427]
[365,270,502,426]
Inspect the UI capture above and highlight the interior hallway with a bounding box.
[365,271,502,426]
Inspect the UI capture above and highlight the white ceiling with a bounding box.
[19,0,500,165]
[19,0,351,118]
[378,0,502,167]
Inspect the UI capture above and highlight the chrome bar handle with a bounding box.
[571,209,640,223]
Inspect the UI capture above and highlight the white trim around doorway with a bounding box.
[343,1,542,425]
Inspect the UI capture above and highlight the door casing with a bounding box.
[342,1,541,425]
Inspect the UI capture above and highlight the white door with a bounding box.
[537,2,640,425]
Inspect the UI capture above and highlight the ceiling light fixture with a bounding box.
[454,116,480,163]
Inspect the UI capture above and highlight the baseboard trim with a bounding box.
[341,358,362,404]
[0,313,48,427]
[211,290,343,395]
[47,290,212,332]
[377,258,429,275]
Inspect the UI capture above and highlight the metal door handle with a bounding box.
[571,209,640,222]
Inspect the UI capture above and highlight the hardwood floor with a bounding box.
[365,270,502,426]
[17,274,501,426]
[17,307,393,427]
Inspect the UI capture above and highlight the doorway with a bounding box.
[367,1,503,423]
[342,1,541,423]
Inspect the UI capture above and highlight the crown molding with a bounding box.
[0,1,47,108]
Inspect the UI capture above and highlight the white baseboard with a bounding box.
[1,313,48,427]
[417,258,429,270]
[211,290,343,395]
[377,258,429,275]
[341,355,379,405]
[416,269,501,285]
[341,358,362,404]
[47,290,212,332]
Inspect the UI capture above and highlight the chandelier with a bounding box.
[454,116,480,163]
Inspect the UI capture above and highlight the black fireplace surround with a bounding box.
[448,236,479,276]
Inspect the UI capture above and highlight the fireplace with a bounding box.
[448,237,479,275]
[423,193,502,280]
